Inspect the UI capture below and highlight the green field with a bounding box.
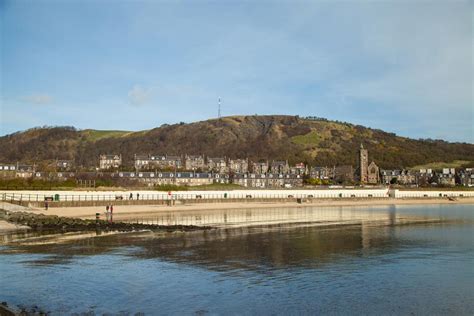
[81,129,132,142]
[291,131,321,145]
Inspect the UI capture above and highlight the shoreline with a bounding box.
[0,220,30,232]
[11,197,474,220]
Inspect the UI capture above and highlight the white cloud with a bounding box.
[20,94,53,104]
[128,85,151,106]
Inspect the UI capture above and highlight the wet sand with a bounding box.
[0,220,30,232]
[17,197,474,220]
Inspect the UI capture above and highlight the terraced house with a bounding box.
[134,154,183,170]
[206,157,228,173]
[270,160,290,174]
[381,170,416,185]
[228,158,249,173]
[112,171,227,187]
[99,154,122,170]
[251,161,269,174]
[232,173,303,188]
[184,155,206,171]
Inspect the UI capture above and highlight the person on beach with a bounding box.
[137,193,140,200]
[110,204,113,222]
[129,193,133,200]
[45,201,49,211]
[105,205,110,222]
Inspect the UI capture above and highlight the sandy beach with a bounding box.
[16,197,474,220]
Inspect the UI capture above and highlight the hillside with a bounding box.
[1,115,473,169]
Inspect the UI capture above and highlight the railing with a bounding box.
[1,191,472,203]
[1,192,392,202]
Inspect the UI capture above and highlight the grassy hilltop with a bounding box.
[1,115,473,169]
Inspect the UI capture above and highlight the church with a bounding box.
[358,144,380,184]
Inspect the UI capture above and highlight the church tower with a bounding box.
[359,144,368,183]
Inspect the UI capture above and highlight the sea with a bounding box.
[0,203,473,315]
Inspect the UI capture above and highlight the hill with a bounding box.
[1,115,473,169]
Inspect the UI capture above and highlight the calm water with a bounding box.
[0,204,473,315]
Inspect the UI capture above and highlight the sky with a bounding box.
[0,0,472,142]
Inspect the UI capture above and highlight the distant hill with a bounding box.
[1,115,473,169]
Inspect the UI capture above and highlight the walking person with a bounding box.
[129,192,133,200]
[137,193,140,200]
[110,204,114,223]
[105,204,110,222]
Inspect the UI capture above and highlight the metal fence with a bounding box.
[0,191,391,202]
[3,190,471,203]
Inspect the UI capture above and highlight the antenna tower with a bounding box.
[218,98,221,118]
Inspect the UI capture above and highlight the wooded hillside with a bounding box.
[1,115,473,169]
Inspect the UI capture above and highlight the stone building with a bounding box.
[359,144,369,183]
[334,165,354,184]
[367,161,380,184]
[251,161,269,174]
[166,155,183,169]
[56,160,73,171]
[310,166,334,180]
[134,154,183,170]
[228,158,249,174]
[416,169,435,186]
[457,168,474,187]
[358,144,379,184]
[436,168,456,186]
[270,160,290,174]
[207,157,228,173]
[381,170,416,185]
[112,171,226,187]
[99,154,122,170]
[232,173,303,188]
[184,155,206,171]
[290,162,307,175]
[15,164,35,178]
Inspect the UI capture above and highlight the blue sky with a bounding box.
[1,0,472,142]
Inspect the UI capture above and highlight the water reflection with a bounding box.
[119,204,438,228]
[0,204,467,271]
[0,221,441,271]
